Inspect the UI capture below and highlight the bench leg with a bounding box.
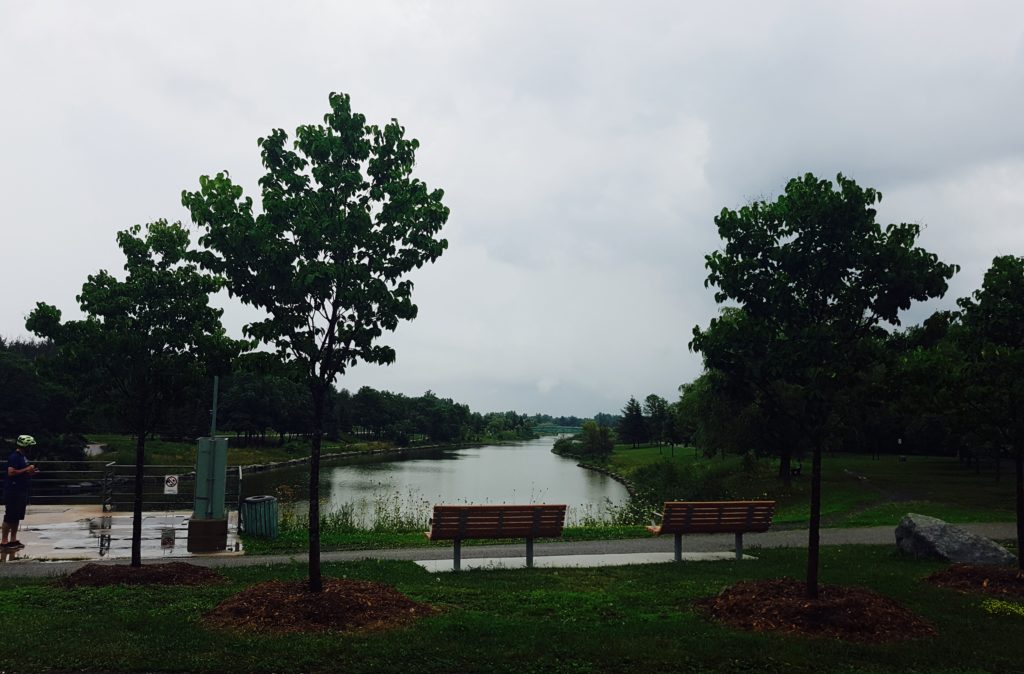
[526,537,534,568]
[674,533,682,562]
[454,539,461,572]
[735,533,743,560]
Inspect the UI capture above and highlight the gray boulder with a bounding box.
[895,513,1017,566]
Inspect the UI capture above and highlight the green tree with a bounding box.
[691,173,957,597]
[957,255,1024,570]
[26,220,232,567]
[182,92,449,592]
[618,396,645,447]
[643,394,670,447]
[578,420,614,456]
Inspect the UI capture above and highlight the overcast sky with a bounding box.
[2,2,1022,417]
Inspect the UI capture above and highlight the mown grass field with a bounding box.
[608,444,1017,528]
[2,546,1021,673]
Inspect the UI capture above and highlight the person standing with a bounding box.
[2,435,38,550]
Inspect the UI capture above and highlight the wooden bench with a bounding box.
[647,500,775,561]
[425,504,567,571]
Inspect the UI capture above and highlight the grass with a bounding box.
[86,433,393,467]
[607,444,1017,529]
[2,546,1023,673]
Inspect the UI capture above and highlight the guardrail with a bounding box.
[5,460,243,515]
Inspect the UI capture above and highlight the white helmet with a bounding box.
[15,435,36,448]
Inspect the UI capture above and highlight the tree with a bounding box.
[27,220,232,567]
[957,256,1024,571]
[182,92,449,592]
[618,396,646,447]
[578,420,614,456]
[643,394,670,447]
[691,173,957,597]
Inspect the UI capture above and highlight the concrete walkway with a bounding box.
[0,504,1016,578]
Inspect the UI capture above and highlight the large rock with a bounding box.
[895,513,1017,566]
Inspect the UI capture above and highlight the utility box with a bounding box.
[187,436,228,552]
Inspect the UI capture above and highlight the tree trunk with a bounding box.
[805,442,823,599]
[1016,451,1023,572]
[308,383,326,593]
[131,428,146,568]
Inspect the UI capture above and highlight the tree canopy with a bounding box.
[182,92,449,592]
[956,255,1024,570]
[27,220,232,566]
[691,173,958,597]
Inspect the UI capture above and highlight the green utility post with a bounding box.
[188,376,229,552]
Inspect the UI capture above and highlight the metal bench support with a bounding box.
[453,539,461,572]
[735,533,743,560]
[526,537,534,568]
[674,532,682,562]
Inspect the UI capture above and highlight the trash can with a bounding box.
[240,495,278,539]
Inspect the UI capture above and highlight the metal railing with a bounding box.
[6,460,243,515]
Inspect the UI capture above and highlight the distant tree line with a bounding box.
[0,340,540,452]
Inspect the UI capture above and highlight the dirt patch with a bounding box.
[695,578,935,643]
[203,578,437,634]
[927,564,1024,599]
[59,562,226,588]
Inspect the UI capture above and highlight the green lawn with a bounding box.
[607,445,1017,528]
[2,546,1022,673]
[85,433,387,467]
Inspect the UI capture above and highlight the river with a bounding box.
[241,436,631,526]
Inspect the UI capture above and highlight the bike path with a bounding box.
[0,522,1015,579]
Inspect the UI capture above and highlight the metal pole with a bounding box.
[210,375,220,437]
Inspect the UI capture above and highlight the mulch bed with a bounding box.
[203,578,437,634]
[695,578,935,643]
[58,562,226,588]
[927,564,1024,599]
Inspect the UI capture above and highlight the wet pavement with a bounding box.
[414,551,753,572]
[0,504,243,564]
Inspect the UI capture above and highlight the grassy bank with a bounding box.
[606,445,1017,528]
[86,433,530,467]
[3,546,1022,673]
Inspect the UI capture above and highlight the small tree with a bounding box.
[957,256,1024,571]
[182,92,449,592]
[27,220,232,567]
[692,173,957,597]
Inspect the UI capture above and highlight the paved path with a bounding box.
[0,522,1016,579]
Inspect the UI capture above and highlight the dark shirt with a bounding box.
[4,450,29,492]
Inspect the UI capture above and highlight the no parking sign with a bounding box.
[164,475,179,495]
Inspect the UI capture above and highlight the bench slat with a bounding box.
[651,500,776,536]
[426,504,567,541]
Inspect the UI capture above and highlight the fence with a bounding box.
[8,460,244,515]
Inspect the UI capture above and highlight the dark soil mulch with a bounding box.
[59,562,226,588]
[203,578,437,634]
[927,564,1024,599]
[695,578,936,643]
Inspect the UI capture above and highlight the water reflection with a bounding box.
[243,437,629,526]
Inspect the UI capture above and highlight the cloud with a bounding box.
[2,1,1023,416]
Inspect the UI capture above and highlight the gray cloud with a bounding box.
[2,1,1022,416]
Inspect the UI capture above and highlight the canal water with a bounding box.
[241,437,630,526]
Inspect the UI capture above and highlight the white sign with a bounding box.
[164,475,179,495]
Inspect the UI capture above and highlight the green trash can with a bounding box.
[241,495,278,539]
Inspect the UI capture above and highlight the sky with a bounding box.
[1,1,1022,417]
